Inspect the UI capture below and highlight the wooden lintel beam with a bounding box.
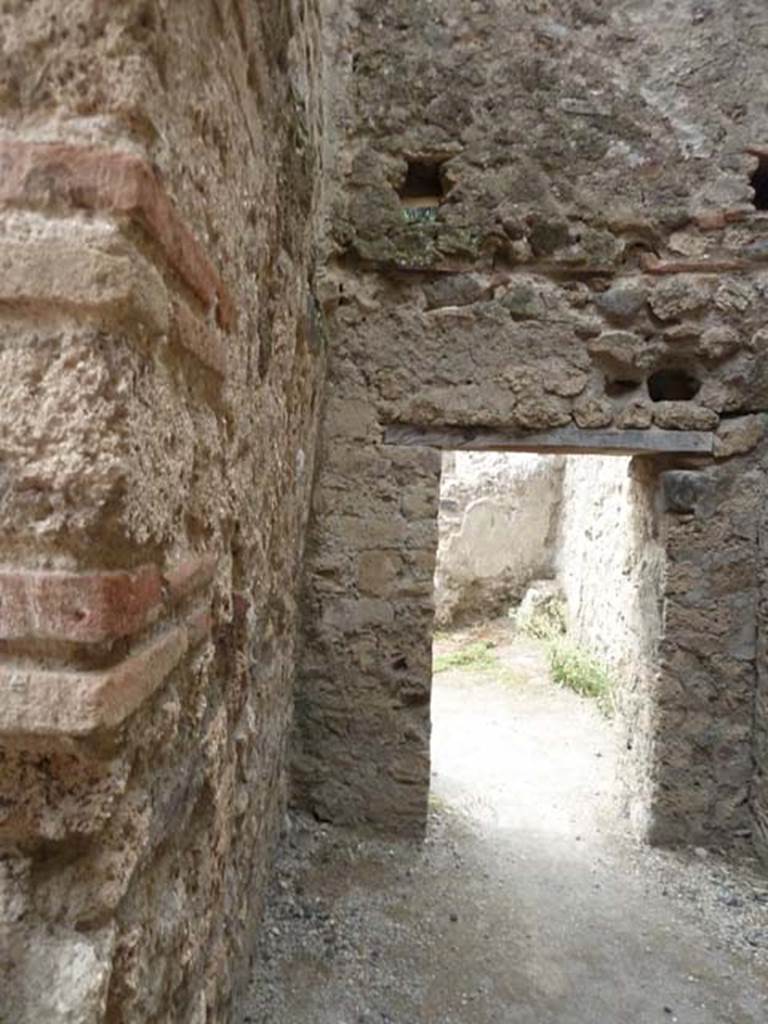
[383,424,714,457]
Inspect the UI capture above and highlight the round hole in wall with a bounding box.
[647,369,701,402]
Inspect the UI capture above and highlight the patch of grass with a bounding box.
[547,637,615,714]
[433,640,497,674]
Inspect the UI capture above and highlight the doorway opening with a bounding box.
[430,450,660,841]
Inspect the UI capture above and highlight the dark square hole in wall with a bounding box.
[399,159,445,206]
[751,155,768,210]
[604,377,641,399]
[647,369,701,402]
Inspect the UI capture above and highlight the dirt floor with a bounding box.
[238,622,768,1024]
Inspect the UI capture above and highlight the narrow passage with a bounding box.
[240,621,768,1024]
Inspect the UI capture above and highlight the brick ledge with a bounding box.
[0,605,211,738]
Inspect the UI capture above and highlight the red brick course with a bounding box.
[0,605,212,738]
[0,140,235,330]
[0,565,163,644]
[693,209,748,231]
[0,555,217,644]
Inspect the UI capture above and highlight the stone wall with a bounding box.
[555,456,667,838]
[434,452,563,625]
[1,3,325,1021]
[560,451,766,849]
[295,0,768,853]
[657,455,764,849]
[4,1,768,1019]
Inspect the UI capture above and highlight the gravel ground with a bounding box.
[238,624,768,1024]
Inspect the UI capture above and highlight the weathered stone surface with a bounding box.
[423,273,491,309]
[588,330,657,372]
[652,402,720,431]
[0,236,170,334]
[16,928,117,1024]
[661,470,716,515]
[616,401,654,429]
[699,326,742,362]
[573,396,614,428]
[648,277,712,321]
[594,284,647,322]
[714,415,766,459]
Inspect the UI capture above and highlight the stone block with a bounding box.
[647,276,711,321]
[357,551,401,596]
[11,927,116,1024]
[616,401,653,429]
[0,239,169,335]
[588,329,656,371]
[594,283,647,322]
[573,395,613,428]
[698,325,741,362]
[652,402,719,431]
[660,470,716,515]
[321,596,394,631]
[714,415,766,459]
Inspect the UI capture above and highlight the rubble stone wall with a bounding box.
[296,0,768,856]
[0,2,326,1021]
[657,455,765,849]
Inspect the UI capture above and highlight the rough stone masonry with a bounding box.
[0,2,325,1020]
[295,0,768,858]
[2,0,768,1020]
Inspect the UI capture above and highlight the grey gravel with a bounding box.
[238,626,768,1024]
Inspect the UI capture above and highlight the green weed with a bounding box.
[547,637,615,714]
[433,640,497,674]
